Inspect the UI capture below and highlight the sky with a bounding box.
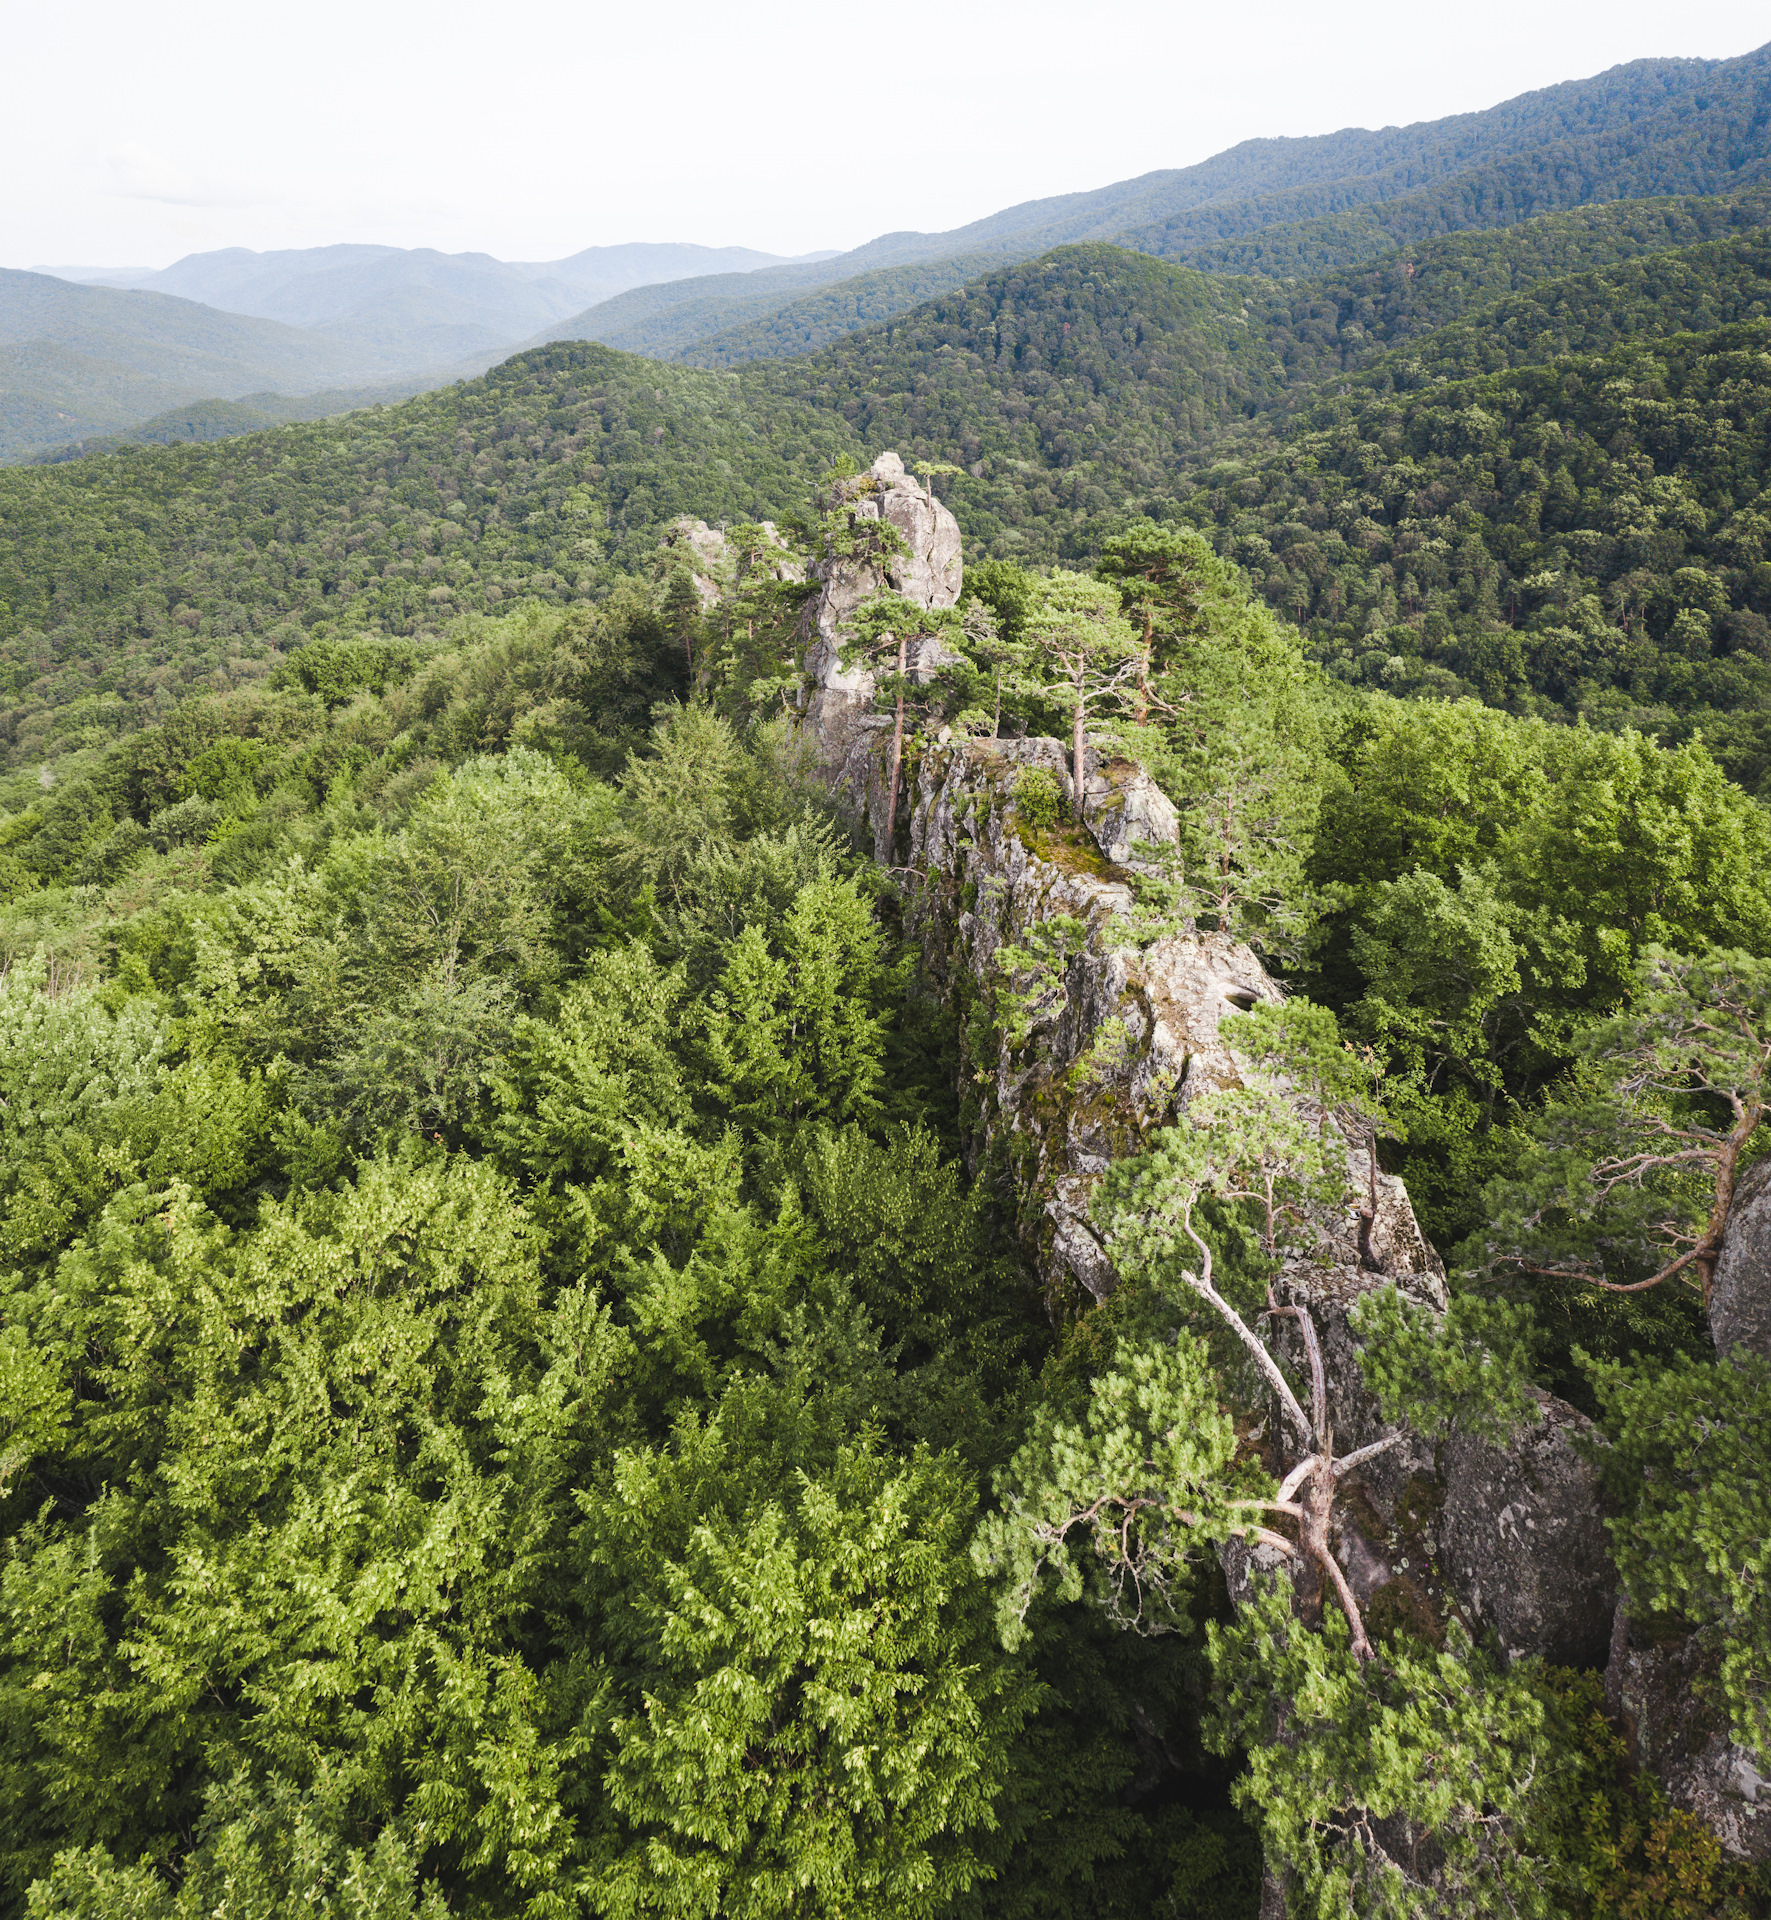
[7,0,1770,273]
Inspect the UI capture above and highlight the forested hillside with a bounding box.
[0,271,428,460]
[674,254,1005,368]
[1124,44,1771,269]
[0,349,859,768]
[13,202,1771,788]
[1180,319,1771,787]
[3,459,1768,1916]
[750,249,1281,550]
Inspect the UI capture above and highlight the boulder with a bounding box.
[1607,1617,1771,1862]
[1438,1393,1617,1668]
[660,516,729,607]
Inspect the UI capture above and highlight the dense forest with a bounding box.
[2,489,1767,1917]
[4,151,1771,1917]
[12,199,1771,783]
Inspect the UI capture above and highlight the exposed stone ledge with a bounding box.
[788,447,1745,1858]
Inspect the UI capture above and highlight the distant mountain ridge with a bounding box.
[52,242,831,361]
[0,269,453,459]
[528,41,1771,362]
[4,242,830,461]
[14,40,1771,461]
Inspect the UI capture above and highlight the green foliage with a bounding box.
[1,554,1213,1916]
[1476,945,1771,1300]
[703,871,893,1136]
[990,912,1089,1050]
[0,345,848,767]
[1587,1351,1771,1760]
[973,1333,1243,1646]
[1181,316,1771,777]
[1307,698,1771,1122]
[9,242,1771,1912]
[1533,1667,1771,1920]
[1210,1583,1561,1919]
[1009,765,1064,827]
[1350,1285,1543,1444]
[588,1435,1035,1920]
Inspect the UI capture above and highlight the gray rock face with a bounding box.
[661,516,801,610]
[906,735,1272,1300]
[785,482,1684,1856]
[903,734,1439,1308]
[660,517,730,607]
[1608,1619,1771,1862]
[1711,1156,1771,1361]
[802,451,963,737]
[1439,1395,1618,1668]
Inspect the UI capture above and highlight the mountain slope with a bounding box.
[91,240,817,328]
[11,198,1771,765]
[25,383,447,459]
[510,257,869,357]
[528,42,1771,365]
[747,247,1277,552]
[1117,44,1771,266]
[0,270,446,459]
[674,255,1009,368]
[1172,318,1771,787]
[29,43,1771,452]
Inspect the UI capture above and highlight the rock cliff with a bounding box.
[789,451,1622,1677]
[1711,1156,1771,1362]
[759,447,1754,1862]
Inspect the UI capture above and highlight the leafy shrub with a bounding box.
[1012,765,1065,828]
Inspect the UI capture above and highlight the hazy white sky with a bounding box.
[7,0,1769,271]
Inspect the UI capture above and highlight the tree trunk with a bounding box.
[885,632,908,863]
[1071,681,1087,824]
[1135,608,1153,723]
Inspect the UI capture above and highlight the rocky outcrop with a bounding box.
[897,732,1620,1736]
[1711,1155,1771,1361]
[803,451,963,740]
[903,733,1441,1309]
[908,733,1269,1301]
[662,515,801,609]
[1608,1619,1771,1862]
[660,517,731,607]
[791,457,1617,1672]
[789,449,1743,1859]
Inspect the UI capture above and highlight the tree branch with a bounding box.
[1174,1196,1315,1446]
[1332,1432,1407,1478]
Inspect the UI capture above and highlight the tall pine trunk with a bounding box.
[1071,664,1087,824]
[886,631,908,862]
[1135,608,1153,723]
